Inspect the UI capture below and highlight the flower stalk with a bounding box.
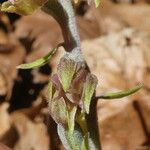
[42,2,102,148]
[42,0,84,62]
[0,0,142,150]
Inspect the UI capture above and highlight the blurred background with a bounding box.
[0,0,149,150]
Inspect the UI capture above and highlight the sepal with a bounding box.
[82,74,98,114]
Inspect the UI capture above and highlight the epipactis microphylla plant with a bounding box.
[0,0,142,150]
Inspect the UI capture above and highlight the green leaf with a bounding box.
[96,84,143,100]
[58,58,77,92]
[57,124,83,150]
[17,47,58,69]
[94,0,100,7]
[0,0,47,15]
[82,74,98,114]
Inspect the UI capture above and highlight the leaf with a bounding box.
[58,58,77,92]
[82,74,98,114]
[96,84,143,100]
[0,0,47,15]
[17,47,58,69]
[57,124,83,150]
[94,0,100,7]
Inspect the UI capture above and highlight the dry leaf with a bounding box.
[0,103,11,137]
[11,113,49,150]
[82,28,150,150]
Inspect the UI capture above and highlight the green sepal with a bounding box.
[47,80,55,102]
[0,0,47,15]
[50,97,68,125]
[67,106,77,135]
[96,84,143,100]
[17,47,58,69]
[82,74,98,114]
[58,58,77,92]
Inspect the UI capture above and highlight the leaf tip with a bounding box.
[16,65,22,69]
[96,83,143,100]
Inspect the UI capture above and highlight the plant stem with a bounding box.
[42,0,83,62]
[42,0,101,149]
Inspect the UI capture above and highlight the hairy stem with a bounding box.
[42,0,83,62]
